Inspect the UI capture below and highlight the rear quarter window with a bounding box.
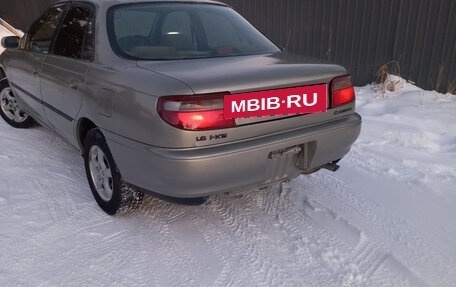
[53,5,94,60]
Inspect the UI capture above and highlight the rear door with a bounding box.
[40,4,94,145]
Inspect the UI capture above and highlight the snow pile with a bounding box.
[373,74,405,93]
[356,80,456,188]
[0,75,455,286]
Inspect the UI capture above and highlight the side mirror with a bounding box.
[1,36,19,49]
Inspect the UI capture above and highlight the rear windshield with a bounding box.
[108,3,280,60]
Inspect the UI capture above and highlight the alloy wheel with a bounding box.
[88,145,114,201]
[0,87,29,123]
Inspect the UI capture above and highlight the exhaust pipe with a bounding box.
[301,159,342,174]
[321,162,340,172]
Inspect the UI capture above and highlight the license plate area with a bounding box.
[268,145,302,160]
[224,84,328,119]
[268,141,317,171]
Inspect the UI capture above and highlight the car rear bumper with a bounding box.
[104,113,362,198]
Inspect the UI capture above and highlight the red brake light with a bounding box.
[157,94,236,130]
[331,75,355,108]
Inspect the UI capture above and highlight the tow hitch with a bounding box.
[268,145,302,160]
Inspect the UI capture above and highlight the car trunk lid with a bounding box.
[137,52,346,94]
[136,52,356,148]
[137,52,347,126]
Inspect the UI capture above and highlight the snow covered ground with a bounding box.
[1,34,455,285]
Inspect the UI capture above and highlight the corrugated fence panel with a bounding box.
[0,0,55,30]
[223,0,456,93]
[1,0,455,93]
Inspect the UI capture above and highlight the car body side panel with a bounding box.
[40,55,90,147]
[1,49,47,123]
[76,63,194,149]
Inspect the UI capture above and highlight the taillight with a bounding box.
[331,75,355,108]
[157,93,236,130]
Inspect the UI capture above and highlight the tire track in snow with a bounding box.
[189,217,240,287]
[205,195,273,286]
[200,192,305,287]
[289,172,438,286]
[258,183,366,286]
[200,185,371,287]
[0,120,359,286]
[129,197,217,287]
[2,114,454,286]
[260,184,383,286]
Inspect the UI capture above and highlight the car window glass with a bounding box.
[114,9,157,38]
[161,11,191,36]
[113,8,158,54]
[198,11,244,48]
[53,6,94,60]
[109,4,279,60]
[159,11,194,50]
[25,5,65,53]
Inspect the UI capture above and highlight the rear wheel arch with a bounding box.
[0,68,6,79]
[77,117,97,152]
[83,128,144,215]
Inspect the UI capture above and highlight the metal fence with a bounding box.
[1,0,455,93]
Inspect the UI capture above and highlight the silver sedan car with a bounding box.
[0,0,361,215]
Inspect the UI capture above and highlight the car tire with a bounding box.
[84,128,144,215]
[0,78,36,128]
